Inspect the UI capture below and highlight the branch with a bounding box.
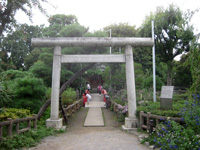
[37,63,95,120]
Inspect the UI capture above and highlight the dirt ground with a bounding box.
[29,107,148,150]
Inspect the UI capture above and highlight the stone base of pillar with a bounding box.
[122,117,138,131]
[46,118,63,129]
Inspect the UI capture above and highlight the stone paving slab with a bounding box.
[84,107,104,127]
[85,101,106,108]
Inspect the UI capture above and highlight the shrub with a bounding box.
[179,94,200,133]
[143,94,200,150]
[0,69,33,80]
[0,108,31,122]
[153,120,200,150]
[0,81,12,107]
[136,101,185,118]
[142,75,164,91]
[10,77,47,113]
[61,88,77,106]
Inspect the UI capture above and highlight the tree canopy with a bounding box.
[0,0,49,35]
[140,4,195,85]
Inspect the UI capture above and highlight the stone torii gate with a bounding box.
[31,37,154,130]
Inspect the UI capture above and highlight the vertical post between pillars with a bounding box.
[122,45,138,131]
[46,46,63,129]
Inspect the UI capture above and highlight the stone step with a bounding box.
[84,107,104,127]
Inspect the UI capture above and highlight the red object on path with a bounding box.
[85,89,90,94]
[102,89,108,102]
[82,93,87,106]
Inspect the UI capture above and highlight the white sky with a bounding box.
[15,0,200,33]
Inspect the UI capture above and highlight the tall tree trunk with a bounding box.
[167,64,173,86]
[37,63,95,120]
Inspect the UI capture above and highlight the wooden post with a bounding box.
[149,119,154,133]
[0,126,3,139]
[28,119,31,129]
[140,111,144,131]
[34,115,37,129]
[7,118,13,137]
[147,112,151,132]
[16,123,19,134]
[156,118,160,126]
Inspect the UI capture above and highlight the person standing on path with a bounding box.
[86,82,90,93]
[97,85,103,96]
[85,92,92,104]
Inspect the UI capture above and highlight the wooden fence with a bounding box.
[111,101,120,113]
[140,111,183,132]
[0,99,83,139]
[0,115,38,139]
[61,99,82,118]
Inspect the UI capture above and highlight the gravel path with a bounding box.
[29,107,148,150]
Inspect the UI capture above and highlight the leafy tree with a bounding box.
[102,63,145,91]
[0,24,43,70]
[49,14,78,26]
[0,69,33,80]
[24,48,42,70]
[0,0,48,35]
[188,37,200,95]
[140,4,194,85]
[59,24,88,37]
[104,23,138,54]
[142,75,164,91]
[29,60,52,87]
[104,22,137,37]
[173,53,192,87]
[0,80,12,107]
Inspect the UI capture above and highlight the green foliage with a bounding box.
[59,24,88,37]
[49,14,78,26]
[10,77,47,113]
[104,23,138,37]
[0,126,62,149]
[39,52,53,67]
[136,101,185,118]
[173,54,192,87]
[102,63,145,91]
[142,75,164,91]
[152,120,200,150]
[0,81,12,107]
[134,63,145,89]
[29,60,52,87]
[61,88,77,106]
[140,4,194,85]
[112,89,128,106]
[0,69,33,80]
[0,24,44,70]
[24,48,42,70]
[45,87,52,100]
[136,88,154,102]
[188,38,200,95]
[0,108,31,122]
[156,62,168,84]
[0,0,48,35]
[180,95,200,133]
[144,95,200,150]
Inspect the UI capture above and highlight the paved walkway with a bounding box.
[84,94,105,127]
[29,93,148,150]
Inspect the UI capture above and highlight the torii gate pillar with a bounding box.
[122,45,138,130]
[46,46,63,129]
